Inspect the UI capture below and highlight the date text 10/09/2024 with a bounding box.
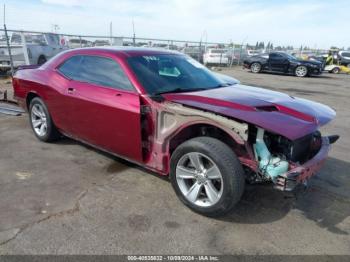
[127,255,219,261]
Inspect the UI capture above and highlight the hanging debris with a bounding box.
[0,90,23,116]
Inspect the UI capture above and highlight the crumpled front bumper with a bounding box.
[274,136,338,191]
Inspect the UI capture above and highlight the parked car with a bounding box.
[203,48,229,66]
[93,40,110,46]
[13,48,338,217]
[181,46,204,63]
[68,38,92,48]
[338,51,350,68]
[0,33,68,72]
[243,52,323,77]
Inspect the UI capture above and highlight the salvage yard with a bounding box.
[0,68,349,254]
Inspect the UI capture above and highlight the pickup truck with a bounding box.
[0,32,68,73]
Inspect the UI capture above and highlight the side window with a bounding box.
[47,34,59,46]
[58,55,134,91]
[270,53,283,59]
[58,55,83,79]
[79,56,134,91]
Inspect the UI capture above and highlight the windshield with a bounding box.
[127,54,229,95]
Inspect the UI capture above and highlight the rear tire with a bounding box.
[37,56,47,65]
[250,62,261,73]
[29,97,60,142]
[170,137,245,217]
[295,65,308,77]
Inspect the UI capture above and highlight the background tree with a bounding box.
[266,42,271,51]
[258,42,265,49]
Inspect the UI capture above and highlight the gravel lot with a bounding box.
[0,68,349,255]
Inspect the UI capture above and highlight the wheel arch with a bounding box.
[250,61,260,67]
[168,123,246,159]
[26,91,40,110]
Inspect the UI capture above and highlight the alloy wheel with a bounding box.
[251,63,261,73]
[176,152,223,207]
[31,104,48,137]
[296,66,307,77]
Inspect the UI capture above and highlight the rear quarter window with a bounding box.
[58,55,83,79]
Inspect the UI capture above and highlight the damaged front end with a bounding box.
[249,126,339,191]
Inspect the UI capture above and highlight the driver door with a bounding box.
[268,53,289,72]
[57,55,143,162]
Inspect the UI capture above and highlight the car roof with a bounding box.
[42,46,185,70]
[269,51,286,54]
[65,46,182,57]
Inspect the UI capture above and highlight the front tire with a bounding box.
[250,62,261,73]
[170,137,245,217]
[295,65,308,77]
[29,97,60,142]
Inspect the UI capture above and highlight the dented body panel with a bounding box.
[142,99,249,174]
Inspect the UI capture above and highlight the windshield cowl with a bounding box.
[154,83,232,96]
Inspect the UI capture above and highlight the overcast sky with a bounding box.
[2,0,349,49]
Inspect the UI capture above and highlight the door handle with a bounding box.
[67,87,76,94]
[115,93,122,97]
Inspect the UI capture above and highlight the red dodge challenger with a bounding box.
[13,47,339,216]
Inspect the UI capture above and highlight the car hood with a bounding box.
[297,59,322,66]
[162,85,336,140]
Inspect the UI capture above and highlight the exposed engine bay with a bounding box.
[249,126,323,183]
[152,102,337,191]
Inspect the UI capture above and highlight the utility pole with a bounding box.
[110,21,113,45]
[132,19,136,47]
[3,4,14,75]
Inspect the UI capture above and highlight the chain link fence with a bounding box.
[0,28,329,76]
[0,28,251,75]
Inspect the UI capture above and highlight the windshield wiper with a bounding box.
[210,83,231,88]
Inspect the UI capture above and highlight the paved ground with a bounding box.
[0,68,349,254]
